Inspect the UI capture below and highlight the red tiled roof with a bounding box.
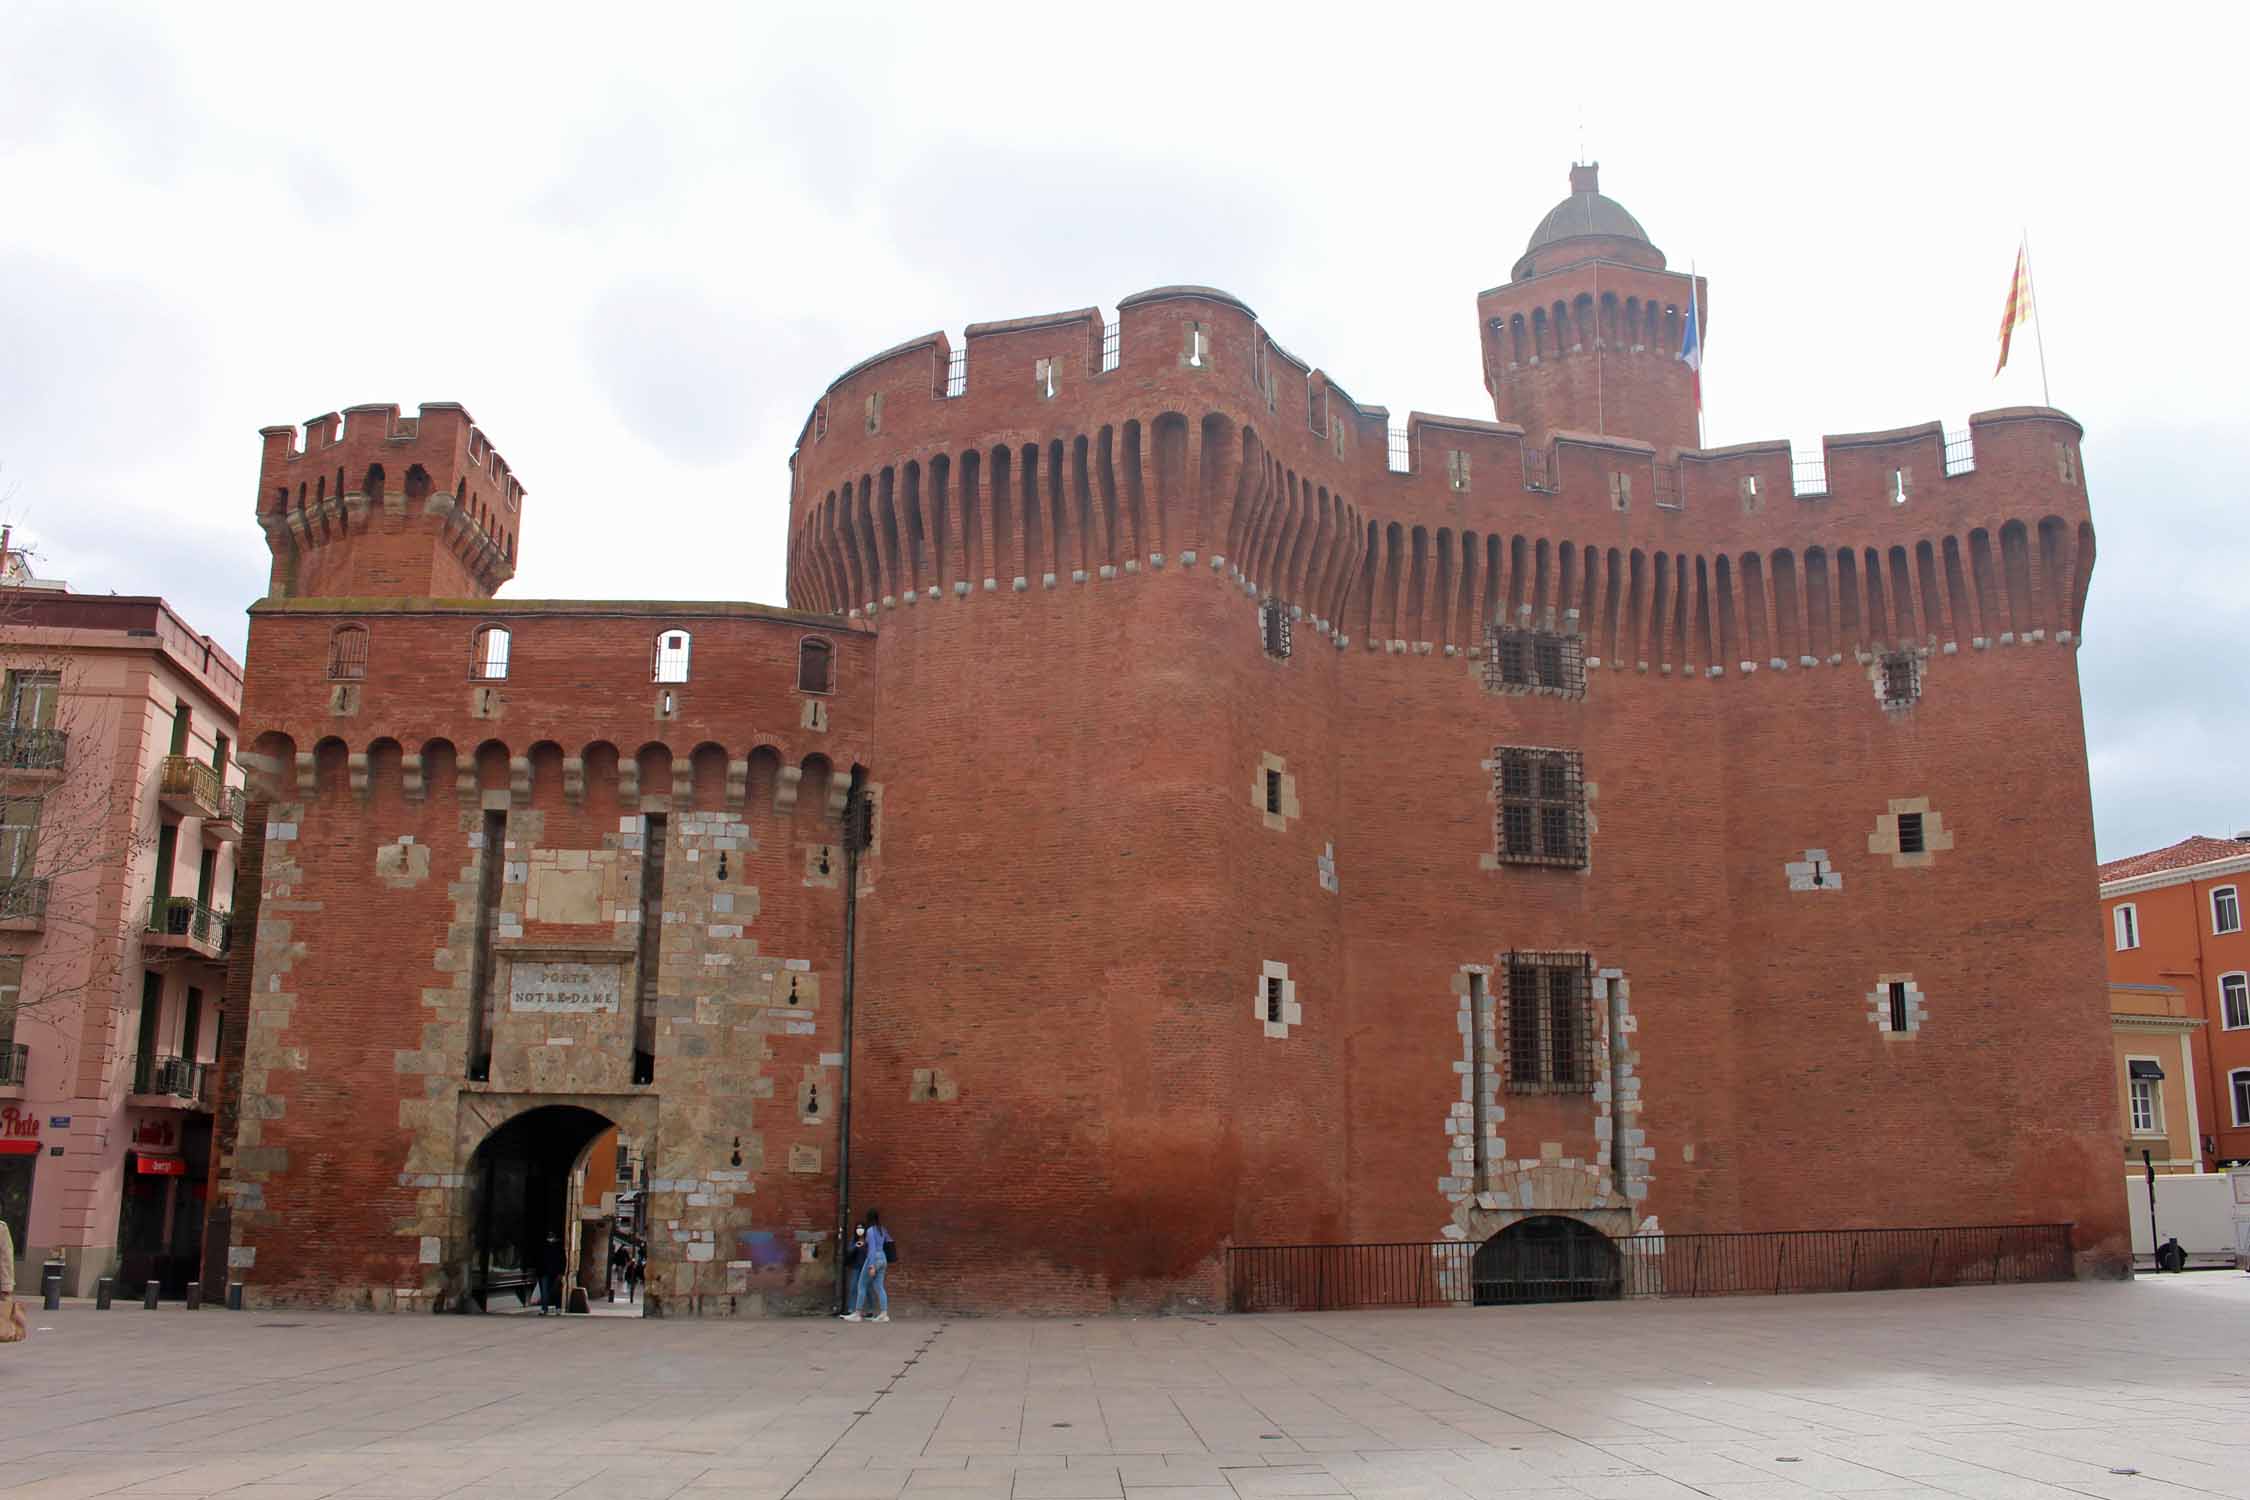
[2098,835,2250,883]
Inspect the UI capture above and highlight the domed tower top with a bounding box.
[1477,162,1704,453]
[1512,162,1667,280]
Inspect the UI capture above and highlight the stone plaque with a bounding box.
[508,960,621,1014]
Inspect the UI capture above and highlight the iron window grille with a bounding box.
[1897,811,1926,855]
[1264,769,1282,815]
[1504,951,1595,1093]
[1485,626,1585,697]
[1100,322,1121,373]
[1887,982,1910,1033]
[1386,428,1411,473]
[652,631,692,684]
[1261,599,1292,659]
[471,625,511,681]
[1653,464,1682,509]
[1493,748,1588,867]
[326,625,369,680]
[943,347,968,399]
[1793,457,1829,496]
[1880,650,1921,706]
[1943,428,1975,476]
[1265,975,1284,1025]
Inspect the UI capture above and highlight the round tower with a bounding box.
[1476,163,1707,456]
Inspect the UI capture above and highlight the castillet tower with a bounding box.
[209,164,2122,1313]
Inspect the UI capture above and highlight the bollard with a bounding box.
[142,1283,159,1310]
[226,1281,244,1311]
[95,1276,114,1310]
[41,1262,63,1312]
[184,1281,201,1310]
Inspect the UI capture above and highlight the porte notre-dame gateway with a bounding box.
[208,164,2127,1314]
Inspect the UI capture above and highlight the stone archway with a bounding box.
[449,1093,664,1314]
[1471,1214,1622,1305]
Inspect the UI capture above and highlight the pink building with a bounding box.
[2,554,244,1298]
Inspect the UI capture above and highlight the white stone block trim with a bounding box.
[1257,959,1302,1039]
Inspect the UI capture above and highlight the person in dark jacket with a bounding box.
[537,1231,566,1316]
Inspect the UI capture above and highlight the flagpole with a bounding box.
[1691,262,1703,449]
[2022,228,2052,408]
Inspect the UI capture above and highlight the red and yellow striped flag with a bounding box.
[1994,242,2033,376]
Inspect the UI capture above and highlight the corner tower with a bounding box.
[254,402,522,600]
[1477,163,1706,456]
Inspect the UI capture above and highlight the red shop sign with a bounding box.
[136,1154,187,1176]
[0,1103,39,1142]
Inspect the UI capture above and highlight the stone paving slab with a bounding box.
[2,1279,2247,1500]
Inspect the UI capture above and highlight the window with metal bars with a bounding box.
[1897,812,1925,855]
[1493,748,1587,867]
[1887,981,1910,1033]
[652,630,692,684]
[1879,650,1920,706]
[1504,952,1594,1092]
[1265,974,1284,1025]
[1261,599,1291,659]
[326,624,369,680]
[1484,626,1584,697]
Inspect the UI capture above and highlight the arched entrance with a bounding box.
[1472,1215,1622,1305]
[461,1104,615,1312]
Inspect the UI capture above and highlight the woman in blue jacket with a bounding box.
[839,1210,890,1322]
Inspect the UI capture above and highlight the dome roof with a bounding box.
[1513,163,1658,278]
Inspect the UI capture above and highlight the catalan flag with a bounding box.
[1995,242,2033,377]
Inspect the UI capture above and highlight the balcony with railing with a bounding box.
[130,1053,210,1108]
[160,756,243,839]
[145,896,231,960]
[1,1042,27,1089]
[0,876,48,931]
[0,725,67,777]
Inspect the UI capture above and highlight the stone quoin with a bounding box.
[211,164,2125,1313]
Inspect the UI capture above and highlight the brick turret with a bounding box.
[254,402,522,600]
[1477,163,1706,456]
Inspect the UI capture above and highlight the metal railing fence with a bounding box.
[1228,1224,2074,1313]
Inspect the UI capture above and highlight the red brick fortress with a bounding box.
[216,164,2125,1313]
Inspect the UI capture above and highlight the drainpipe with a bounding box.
[831,768,868,1312]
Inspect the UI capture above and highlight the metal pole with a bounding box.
[2144,1149,2162,1270]
[831,770,866,1314]
[2023,228,2052,408]
[41,1262,62,1311]
[95,1276,114,1310]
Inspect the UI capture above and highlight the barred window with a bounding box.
[1494,748,1587,867]
[1485,626,1584,696]
[1880,650,1920,706]
[326,624,369,681]
[1505,952,1594,1092]
[1260,599,1292,659]
[470,624,511,681]
[652,630,692,684]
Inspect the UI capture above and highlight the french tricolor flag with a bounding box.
[1678,276,1703,412]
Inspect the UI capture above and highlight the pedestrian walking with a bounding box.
[537,1230,566,1316]
[838,1210,893,1323]
[0,1219,25,1344]
[608,1240,628,1303]
[625,1247,645,1304]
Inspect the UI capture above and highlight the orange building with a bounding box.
[2100,835,2250,1172]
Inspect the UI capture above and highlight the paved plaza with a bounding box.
[3,1277,2247,1500]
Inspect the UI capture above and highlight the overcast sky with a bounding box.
[2,2,2242,861]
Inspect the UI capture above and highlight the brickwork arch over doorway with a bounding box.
[1471,1214,1622,1305]
[459,1103,618,1313]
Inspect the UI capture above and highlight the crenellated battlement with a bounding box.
[781,268,2095,683]
[254,401,525,602]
